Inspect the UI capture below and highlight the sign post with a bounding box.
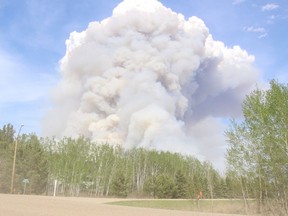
[22,178,29,194]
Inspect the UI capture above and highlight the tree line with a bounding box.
[1,126,235,199]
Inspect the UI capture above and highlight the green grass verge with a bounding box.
[108,199,258,215]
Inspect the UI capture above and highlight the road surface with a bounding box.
[0,194,247,216]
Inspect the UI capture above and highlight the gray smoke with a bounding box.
[44,0,259,169]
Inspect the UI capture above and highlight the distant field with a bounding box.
[109,199,259,215]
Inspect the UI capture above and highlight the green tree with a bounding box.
[226,80,288,214]
[0,124,15,193]
[0,124,15,150]
[155,174,176,198]
[110,171,128,197]
[174,170,188,198]
[143,175,157,198]
[16,134,49,194]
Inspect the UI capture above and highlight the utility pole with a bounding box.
[10,124,24,194]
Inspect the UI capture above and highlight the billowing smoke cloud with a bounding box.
[44,0,259,169]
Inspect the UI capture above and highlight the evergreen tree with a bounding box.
[0,124,15,150]
[110,171,128,197]
[0,124,15,193]
[174,170,188,198]
[15,134,49,194]
[155,174,176,198]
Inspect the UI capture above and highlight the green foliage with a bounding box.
[155,174,176,198]
[0,124,231,198]
[14,134,49,194]
[143,176,157,198]
[226,80,288,214]
[0,124,15,151]
[174,170,188,198]
[0,127,49,194]
[110,171,128,197]
[0,124,15,193]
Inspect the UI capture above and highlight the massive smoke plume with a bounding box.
[44,0,259,169]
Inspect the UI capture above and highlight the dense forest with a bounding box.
[0,80,287,215]
[0,128,230,199]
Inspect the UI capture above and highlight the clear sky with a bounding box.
[1,0,287,135]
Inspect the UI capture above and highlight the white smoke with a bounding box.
[44,0,259,169]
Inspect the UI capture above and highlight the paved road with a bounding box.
[0,194,246,216]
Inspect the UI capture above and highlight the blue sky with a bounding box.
[0,0,287,135]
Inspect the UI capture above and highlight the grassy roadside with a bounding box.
[108,199,258,215]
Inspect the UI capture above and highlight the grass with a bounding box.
[108,199,259,215]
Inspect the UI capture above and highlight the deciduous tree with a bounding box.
[226,80,288,214]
